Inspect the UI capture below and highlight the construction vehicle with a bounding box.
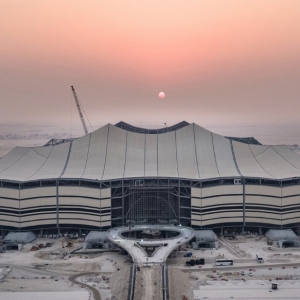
[256,254,264,263]
[71,86,93,135]
[30,245,39,251]
[62,238,73,248]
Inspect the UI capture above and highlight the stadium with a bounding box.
[0,121,300,235]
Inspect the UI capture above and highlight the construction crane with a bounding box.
[71,86,89,135]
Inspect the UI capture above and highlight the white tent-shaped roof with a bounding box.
[1,123,300,182]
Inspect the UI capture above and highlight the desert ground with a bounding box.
[1,233,300,299]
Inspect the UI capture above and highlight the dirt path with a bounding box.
[134,266,162,300]
[143,268,153,299]
[219,238,244,257]
[69,272,101,300]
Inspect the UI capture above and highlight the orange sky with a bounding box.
[1,0,300,128]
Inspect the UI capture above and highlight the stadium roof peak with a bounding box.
[115,121,190,134]
[2,121,300,182]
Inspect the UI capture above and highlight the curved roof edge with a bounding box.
[115,121,190,134]
[226,136,262,145]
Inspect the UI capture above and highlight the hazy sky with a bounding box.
[1,1,300,129]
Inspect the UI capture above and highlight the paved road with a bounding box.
[180,261,300,272]
[143,268,154,300]
[134,265,162,300]
[107,225,194,266]
[69,272,102,300]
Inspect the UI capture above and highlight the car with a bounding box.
[240,271,245,275]
[248,272,253,276]
[184,252,192,257]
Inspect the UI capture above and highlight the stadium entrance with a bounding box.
[125,189,178,225]
[110,178,191,228]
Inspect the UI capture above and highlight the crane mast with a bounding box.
[71,86,88,135]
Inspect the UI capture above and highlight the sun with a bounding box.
[159,92,165,99]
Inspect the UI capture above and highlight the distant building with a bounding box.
[0,121,299,234]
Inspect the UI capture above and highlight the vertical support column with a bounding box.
[178,179,181,224]
[122,180,125,226]
[56,180,60,236]
[200,181,203,230]
[18,183,21,231]
[99,182,101,231]
[143,178,145,224]
[242,178,245,234]
[280,181,283,230]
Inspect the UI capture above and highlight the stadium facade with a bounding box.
[0,122,300,234]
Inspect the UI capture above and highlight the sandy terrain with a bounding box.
[168,267,193,300]
[170,235,300,299]
[0,236,129,299]
[109,265,131,300]
[0,291,89,300]
[1,234,300,299]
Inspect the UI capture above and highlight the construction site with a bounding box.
[2,229,300,299]
[1,88,300,299]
